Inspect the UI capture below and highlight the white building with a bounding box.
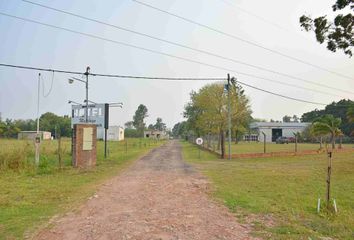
[97,126,124,141]
[250,122,310,142]
[144,130,169,140]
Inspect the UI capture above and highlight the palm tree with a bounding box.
[312,114,342,150]
[347,106,354,136]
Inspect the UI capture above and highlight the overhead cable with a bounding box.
[131,0,353,81]
[20,0,351,97]
[0,12,350,97]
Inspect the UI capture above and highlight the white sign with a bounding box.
[71,104,106,128]
[196,138,203,145]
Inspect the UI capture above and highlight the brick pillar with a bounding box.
[72,124,97,168]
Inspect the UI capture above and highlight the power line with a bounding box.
[236,80,327,106]
[131,0,353,81]
[1,12,349,98]
[20,0,351,97]
[0,63,224,81]
[0,62,329,105]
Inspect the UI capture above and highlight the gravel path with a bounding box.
[35,140,257,240]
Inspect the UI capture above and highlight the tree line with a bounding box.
[0,112,71,138]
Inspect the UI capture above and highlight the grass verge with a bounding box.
[0,138,165,239]
[182,141,354,240]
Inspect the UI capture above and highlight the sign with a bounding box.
[71,103,109,129]
[196,137,203,145]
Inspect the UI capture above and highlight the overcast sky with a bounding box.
[0,0,353,129]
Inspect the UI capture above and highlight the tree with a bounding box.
[172,121,188,139]
[299,0,354,57]
[282,115,291,122]
[133,104,148,137]
[312,114,342,149]
[124,121,134,129]
[154,117,167,131]
[301,99,354,136]
[0,119,20,138]
[293,115,300,123]
[184,83,252,158]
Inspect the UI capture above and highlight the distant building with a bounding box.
[248,122,310,143]
[144,130,169,140]
[97,126,124,141]
[18,131,52,140]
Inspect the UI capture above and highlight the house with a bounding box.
[249,122,310,142]
[18,131,52,140]
[144,130,169,140]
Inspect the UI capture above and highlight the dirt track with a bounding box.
[35,141,256,240]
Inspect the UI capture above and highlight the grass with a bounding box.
[0,138,165,239]
[204,141,354,154]
[182,141,354,239]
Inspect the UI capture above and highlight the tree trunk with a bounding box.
[217,134,221,151]
[220,130,225,159]
[331,133,335,150]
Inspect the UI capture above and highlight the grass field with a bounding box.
[0,138,165,239]
[182,142,354,239]
[205,141,354,154]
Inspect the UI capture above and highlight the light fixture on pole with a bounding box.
[68,66,90,123]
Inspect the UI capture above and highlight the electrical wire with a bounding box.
[1,12,350,97]
[0,62,331,106]
[131,0,353,81]
[236,80,327,106]
[41,71,55,97]
[20,0,350,97]
[0,63,224,81]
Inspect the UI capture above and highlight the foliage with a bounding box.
[0,119,21,138]
[124,128,141,138]
[301,99,354,136]
[299,0,354,57]
[39,112,71,137]
[184,83,252,158]
[172,121,189,139]
[133,104,148,137]
[312,114,342,149]
[154,117,167,131]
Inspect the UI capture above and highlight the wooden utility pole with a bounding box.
[262,132,266,153]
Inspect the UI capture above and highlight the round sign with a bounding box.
[196,138,203,145]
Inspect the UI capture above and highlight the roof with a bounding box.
[19,131,51,133]
[250,122,310,128]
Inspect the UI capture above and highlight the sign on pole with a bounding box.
[196,137,203,145]
[71,103,108,129]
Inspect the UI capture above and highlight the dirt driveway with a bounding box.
[35,140,256,240]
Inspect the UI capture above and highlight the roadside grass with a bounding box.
[0,138,165,239]
[207,141,354,154]
[182,142,354,239]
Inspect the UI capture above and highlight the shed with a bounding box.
[250,122,310,142]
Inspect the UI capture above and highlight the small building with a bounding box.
[250,122,310,143]
[97,126,124,141]
[18,131,52,140]
[144,130,169,140]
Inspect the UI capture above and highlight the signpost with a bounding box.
[196,137,203,159]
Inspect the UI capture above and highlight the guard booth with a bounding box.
[72,124,97,168]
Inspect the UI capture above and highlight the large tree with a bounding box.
[299,0,354,57]
[133,104,148,137]
[154,117,167,131]
[312,114,342,149]
[184,82,252,158]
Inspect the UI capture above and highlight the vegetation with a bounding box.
[301,99,354,137]
[312,114,342,149]
[132,104,149,137]
[0,112,72,138]
[182,142,354,239]
[183,82,252,158]
[300,0,354,57]
[0,138,165,239]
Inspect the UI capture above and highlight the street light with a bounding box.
[68,66,90,122]
[68,100,81,105]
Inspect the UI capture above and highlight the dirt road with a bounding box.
[35,141,256,240]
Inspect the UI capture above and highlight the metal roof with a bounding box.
[250,122,310,128]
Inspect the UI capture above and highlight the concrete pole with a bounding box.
[35,73,41,165]
[227,74,231,160]
[85,66,90,123]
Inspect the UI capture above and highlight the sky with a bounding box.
[0,0,353,129]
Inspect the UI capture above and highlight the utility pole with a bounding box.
[227,74,232,160]
[84,66,90,123]
[35,73,41,165]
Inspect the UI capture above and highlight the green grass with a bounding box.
[182,141,354,239]
[203,141,354,154]
[0,138,165,239]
